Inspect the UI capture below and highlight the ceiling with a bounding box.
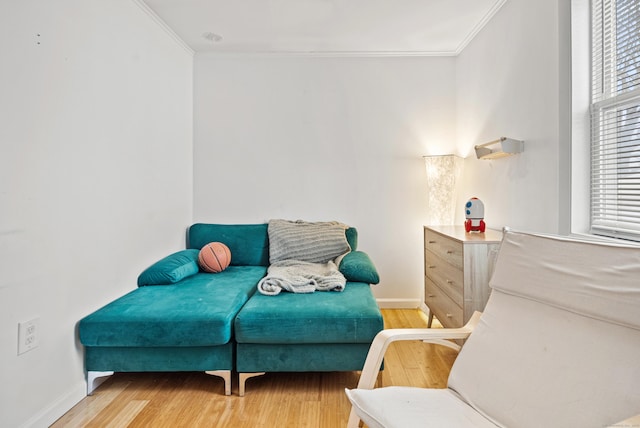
[141,0,506,55]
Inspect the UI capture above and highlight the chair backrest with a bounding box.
[447,230,640,428]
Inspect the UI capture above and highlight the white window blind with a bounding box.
[591,0,640,241]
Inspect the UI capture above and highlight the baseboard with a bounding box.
[21,381,86,428]
[375,298,422,309]
[418,302,430,316]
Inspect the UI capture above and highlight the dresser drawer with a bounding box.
[424,250,463,306]
[424,276,463,328]
[424,229,463,270]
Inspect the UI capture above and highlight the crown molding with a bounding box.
[131,0,194,56]
[455,0,507,55]
[132,0,507,58]
[195,50,458,59]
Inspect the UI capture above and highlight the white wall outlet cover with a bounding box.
[18,318,40,355]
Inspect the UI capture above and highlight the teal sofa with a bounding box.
[79,223,383,396]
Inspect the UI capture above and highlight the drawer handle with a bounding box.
[427,294,435,298]
[446,313,453,318]
[428,265,436,269]
[446,250,453,254]
[428,240,436,244]
[446,279,453,284]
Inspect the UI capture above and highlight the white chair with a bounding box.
[346,229,640,428]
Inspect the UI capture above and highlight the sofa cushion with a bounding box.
[345,227,358,251]
[490,230,640,330]
[188,223,270,266]
[346,387,498,428]
[80,266,267,347]
[137,249,200,286]
[234,282,383,344]
[339,251,380,284]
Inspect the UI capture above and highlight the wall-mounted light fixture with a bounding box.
[475,137,524,160]
[423,155,463,225]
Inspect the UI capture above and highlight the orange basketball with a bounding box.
[198,242,231,273]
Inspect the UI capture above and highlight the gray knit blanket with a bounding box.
[257,260,347,295]
[268,219,351,264]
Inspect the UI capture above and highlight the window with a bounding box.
[590,0,640,241]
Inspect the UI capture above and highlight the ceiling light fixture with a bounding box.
[202,32,223,42]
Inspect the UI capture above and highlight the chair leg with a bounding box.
[238,372,265,397]
[347,402,363,428]
[205,370,232,396]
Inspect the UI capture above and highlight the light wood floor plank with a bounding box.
[51,380,132,428]
[104,400,148,428]
[52,309,457,428]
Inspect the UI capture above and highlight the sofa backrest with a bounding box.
[187,223,358,266]
[447,229,640,428]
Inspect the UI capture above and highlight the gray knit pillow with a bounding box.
[268,219,351,264]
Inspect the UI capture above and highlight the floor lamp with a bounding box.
[424,155,463,225]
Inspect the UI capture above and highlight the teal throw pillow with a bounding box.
[137,249,200,286]
[339,251,380,284]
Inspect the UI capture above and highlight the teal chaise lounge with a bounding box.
[79,222,383,396]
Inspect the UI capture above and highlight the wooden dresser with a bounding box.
[424,225,503,328]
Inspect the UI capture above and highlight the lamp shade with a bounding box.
[424,155,463,225]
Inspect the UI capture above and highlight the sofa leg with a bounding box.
[205,370,232,396]
[87,371,114,395]
[238,372,265,397]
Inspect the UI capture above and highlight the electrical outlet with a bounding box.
[18,318,39,355]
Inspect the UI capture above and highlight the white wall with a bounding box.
[193,0,573,305]
[455,0,571,233]
[194,55,456,306]
[0,0,574,424]
[0,1,193,426]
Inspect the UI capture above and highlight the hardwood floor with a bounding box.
[52,309,457,428]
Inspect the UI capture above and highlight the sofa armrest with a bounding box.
[346,311,482,428]
[339,251,380,284]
